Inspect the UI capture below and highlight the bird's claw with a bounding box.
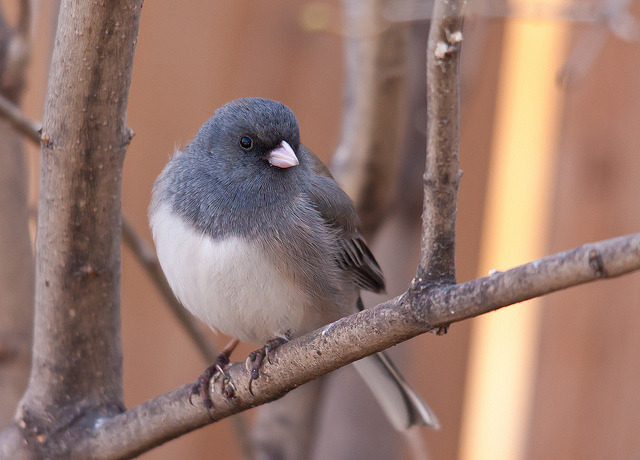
[245,335,289,395]
[189,351,234,413]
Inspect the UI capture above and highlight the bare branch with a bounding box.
[419,0,465,283]
[121,217,218,362]
[0,92,40,143]
[558,0,639,87]
[0,0,32,100]
[330,0,407,236]
[87,232,640,457]
[3,1,143,456]
[16,0,32,42]
[0,0,34,428]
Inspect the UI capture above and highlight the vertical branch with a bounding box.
[251,379,324,460]
[418,0,465,285]
[17,0,143,448]
[331,0,407,237]
[0,121,33,427]
[0,0,33,427]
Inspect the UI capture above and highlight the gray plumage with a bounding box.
[149,97,438,430]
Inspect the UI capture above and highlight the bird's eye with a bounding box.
[239,136,253,150]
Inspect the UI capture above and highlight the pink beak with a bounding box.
[267,140,299,169]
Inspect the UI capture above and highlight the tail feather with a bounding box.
[352,351,439,431]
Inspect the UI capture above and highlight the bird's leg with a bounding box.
[190,338,240,409]
[246,332,290,395]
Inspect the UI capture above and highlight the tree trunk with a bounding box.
[1,1,142,456]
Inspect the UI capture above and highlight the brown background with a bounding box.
[12,1,640,459]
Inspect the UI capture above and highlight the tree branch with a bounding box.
[0,92,40,143]
[121,218,218,362]
[87,232,640,457]
[0,0,32,101]
[420,0,465,284]
[330,0,407,237]
[6,1,143,456]
[0,0,33,427]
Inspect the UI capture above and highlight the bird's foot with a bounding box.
[189,349,236,412]
[246,334,290,395]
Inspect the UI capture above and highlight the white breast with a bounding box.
[149,204,307,344]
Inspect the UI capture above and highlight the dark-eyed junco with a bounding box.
[149,97,438,430]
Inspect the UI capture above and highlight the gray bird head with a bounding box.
[152,98,310,238]
[193,97,302,176]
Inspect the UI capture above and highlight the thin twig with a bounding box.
[0,0,33,101]
[558,0,639,87]
[419,0,465,283]
[88,231,640,458]
[121,218,218,361]
[16,0,32,41]
[0,92,40,143]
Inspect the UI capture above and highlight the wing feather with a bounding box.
[303,146,386,293]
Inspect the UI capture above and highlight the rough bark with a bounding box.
[1,1,143,456]
[419,0,465,285]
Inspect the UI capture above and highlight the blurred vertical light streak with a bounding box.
[458,3,569,459]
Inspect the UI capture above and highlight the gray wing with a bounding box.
[303,146,385,293]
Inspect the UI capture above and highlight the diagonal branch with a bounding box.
[87,232,640,458]
[0,92,40,143]
[121,218,218,362]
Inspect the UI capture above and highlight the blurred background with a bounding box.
[2,0,640,458]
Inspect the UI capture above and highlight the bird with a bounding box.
[149,97,438,430]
